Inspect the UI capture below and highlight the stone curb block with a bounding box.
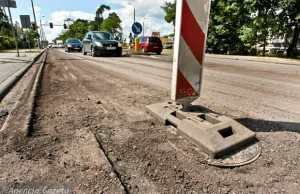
[25,50,48,136]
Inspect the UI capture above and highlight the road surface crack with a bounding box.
[95,133,130,194]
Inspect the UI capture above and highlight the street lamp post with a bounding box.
[128,3,135,23]
[31,0,41,49]
[143,17,149,37]
[128,3,135,38]
[40,16,45,48]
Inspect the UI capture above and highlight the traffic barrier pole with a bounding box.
[171,0,212,105]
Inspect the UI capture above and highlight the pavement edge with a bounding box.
[0,50,46,102]
[25,50,48,136]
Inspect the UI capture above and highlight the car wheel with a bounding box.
[116,51,122,57]
[91,47,96,57]
[83,49,87,55]
[157,52,161,55]
[78,49,82,52]
[142,47,147,53]
[66,49,68,52]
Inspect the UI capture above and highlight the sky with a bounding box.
[7,0,174,42]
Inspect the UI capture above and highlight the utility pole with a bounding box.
[40,19,43,48]
[5,0,19,56]
[31,0,41,49]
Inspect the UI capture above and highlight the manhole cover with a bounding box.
[0,110,8,118]
[207,141,261,167]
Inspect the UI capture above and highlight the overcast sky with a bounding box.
[8,0,174,42]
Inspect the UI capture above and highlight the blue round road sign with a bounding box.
[132,22,143,35]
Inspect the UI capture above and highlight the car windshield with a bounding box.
[93,32,114,40]
[149,37,161,43]
[67,39,81,43]
[139,37,147,42]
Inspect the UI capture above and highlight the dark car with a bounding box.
[65,38,83,52]
[130,36,163,55]
[82,31,122,57]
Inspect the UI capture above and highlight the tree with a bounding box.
[160,0,299,57]
[278,0,300,57]
[161,1,176,26]
[0,7,8,24]
[23,22,39,48]
[248,0,280,56]
[207,0,253,55]
[56,20,90,42]
[0,7,11,34]
[100,12,122,37]
[94,5,111,31]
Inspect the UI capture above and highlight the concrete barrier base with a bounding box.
[146,101,258,159]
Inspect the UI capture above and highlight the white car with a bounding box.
[58,43,65,48]
[256,43,286,55]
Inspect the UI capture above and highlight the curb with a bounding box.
[206,55,300,67]
[128,54,173,62]
[0,50,48,135]
[0,50,46,102]
[26,50,48,136]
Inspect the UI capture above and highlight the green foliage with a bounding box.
[161,1,176,26]
[23,22,38,48]
[56,5,122,42]
[94,5,111,30]
[57,20,92,42]
[161,0,300,57]
[96,5,111,15]
[207,0,253,54]
[1,35,20,49]
[100,12,122,38]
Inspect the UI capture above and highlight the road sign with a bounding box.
[20,15,31,29]
[132,22,142,35]
[0,0,16,8]
[171,0,211,105]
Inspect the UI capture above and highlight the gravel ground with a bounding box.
[0,49,299,194]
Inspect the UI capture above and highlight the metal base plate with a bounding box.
[146,101,260,163]
[207,141,261,167]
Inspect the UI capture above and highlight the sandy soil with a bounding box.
[0,49,299,194]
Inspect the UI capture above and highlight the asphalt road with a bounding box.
[1,48,299,193]
[58,48,300,125]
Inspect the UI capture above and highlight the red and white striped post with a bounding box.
[171,0,212,106]
[146,0,259,161]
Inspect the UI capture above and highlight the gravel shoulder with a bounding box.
[0,49,299,193]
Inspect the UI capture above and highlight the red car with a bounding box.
[130,36,163,55]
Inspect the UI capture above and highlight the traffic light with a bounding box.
[32,23,36,29]
[63,24,67,29]
[129,32,132,37]
[50,23,53,28]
